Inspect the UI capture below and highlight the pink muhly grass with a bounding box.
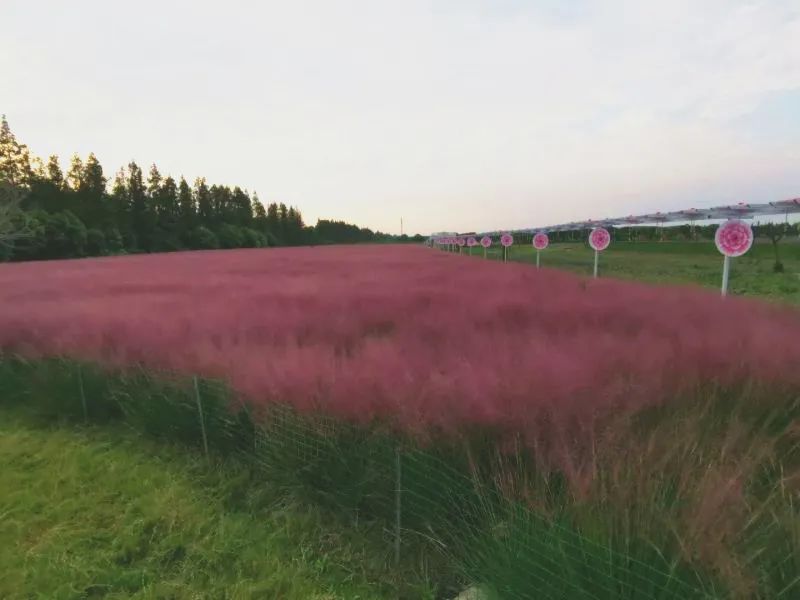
[1,244,800,444]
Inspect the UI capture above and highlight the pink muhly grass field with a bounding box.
[1,245,799,439]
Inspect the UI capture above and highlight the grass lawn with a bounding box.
[0,407,434,600]
[470,239,800,302]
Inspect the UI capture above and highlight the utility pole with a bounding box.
[401,217,404,236]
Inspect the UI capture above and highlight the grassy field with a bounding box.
[472,239,800,302]
[3,243,800,599]
[0,406,434,600]
[2,356,799,599]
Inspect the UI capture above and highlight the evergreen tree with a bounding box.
[210,184,233,225]
[66,154,84,190]
[81,153,106,195]
[252,193,266,223]
[278,202,289,242]
[146,164,163,217]
[286,206,303,244]
[178,176,195,229]
[0,115,34,186]
[195,177,212,224]
[77,152,109,228]
[46,155,64,190]
[266,202,279,235]
[127,161,148,250]
[155,176,180,250]
[232,186,252,226]
[110,168,128,219]
[160,176,178,219]
[31,156,45,180]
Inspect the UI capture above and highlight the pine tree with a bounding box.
[31,156,45,180]
[266,202,279,237]
[285,206,305,244]
[252,192,266,221]
[146,164,162,211]
[178,176,195,228]
[232,186,252,226]
[82,153,106,195]
[0,115,34,186]
[66,154,84,190]
[210,185,233,225]
[278,202,289,242]
[46,155,64,190]
[110,168,128,226]
[128,161,148,250]
[160,176,178,218]
[195,177,212,224]
[77,152,109,229]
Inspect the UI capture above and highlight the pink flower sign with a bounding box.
[532,232,549,250]
[500,233,514,247]
[480,236,492,248]
[466,236,477,247]
[457,237,466,247]
[715,219,753,257]
[589,227,611,252]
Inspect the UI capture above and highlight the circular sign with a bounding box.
[588,227,611,252]
[480,235,492,248]
[457,237,466,247]
[500,233,514,247]
[532,232,549,251]
[466,236,477,247]
[715,219,753,257]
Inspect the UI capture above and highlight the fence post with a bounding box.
[77,364,87,422]
[394,445,402,566]
[193,375,209,459]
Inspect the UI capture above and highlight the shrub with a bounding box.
[86,228,107,256]
[184,226,218,250]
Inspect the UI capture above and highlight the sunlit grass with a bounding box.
[0,406,437,599]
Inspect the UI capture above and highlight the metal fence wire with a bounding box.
[2,355,796,599]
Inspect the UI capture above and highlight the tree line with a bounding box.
[0,116,422,261]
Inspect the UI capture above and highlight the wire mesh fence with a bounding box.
[2,354,797,599]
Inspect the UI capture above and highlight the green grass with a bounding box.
[2,352,799,599]
[467,239,800,302]
[0,406,436,599]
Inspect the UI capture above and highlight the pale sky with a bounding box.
[2,0,799,235]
